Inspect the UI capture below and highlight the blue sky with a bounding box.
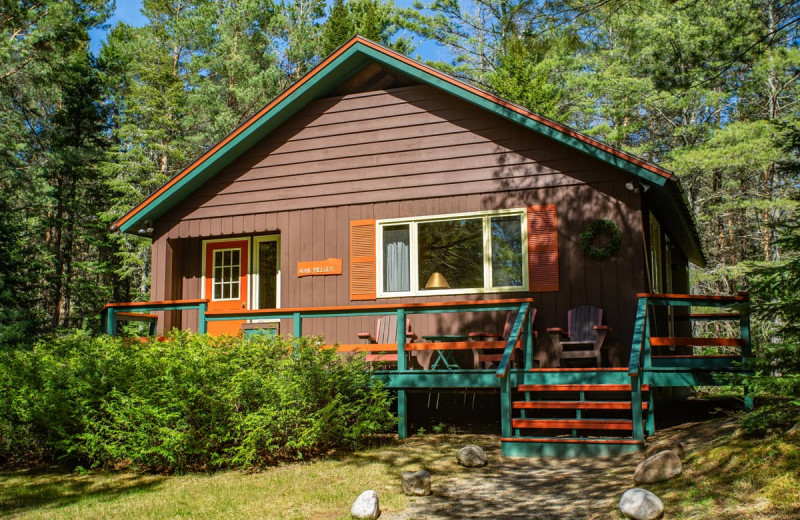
[89,1,450,61]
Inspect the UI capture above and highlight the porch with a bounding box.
[101,293,751,457]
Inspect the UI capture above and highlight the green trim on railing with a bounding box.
[495,303,529,378]
[397,307,407,371]
[628,297,649,376]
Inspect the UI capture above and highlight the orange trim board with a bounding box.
[114,36,677,232]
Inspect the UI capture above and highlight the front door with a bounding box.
[204,239,249,335]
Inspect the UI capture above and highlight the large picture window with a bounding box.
[378,210,527,296]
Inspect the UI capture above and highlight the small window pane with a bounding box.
[491,216,524,287]
[418,218,483,290]
[212,247,242,300]
[383,225,410,292]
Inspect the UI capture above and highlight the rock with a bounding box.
[634,449,682,484]
[457,445,487,467]
[645,441,685,459]
[350,490,380,519]
[400,470,432,496]
[619,488,664,520]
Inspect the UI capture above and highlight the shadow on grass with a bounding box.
[0,466,165,516]
[334,434,640,519]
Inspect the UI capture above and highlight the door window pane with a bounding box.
[418,218,483,290]
[383,225,410,293]
[491,215,524,287]
[258,240,278,309]
[212,248,241,300]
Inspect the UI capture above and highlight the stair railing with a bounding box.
[628,296,650,442]
[495,302,533,438]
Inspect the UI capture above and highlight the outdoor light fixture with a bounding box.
[625,181,651,193]
[425,272,450,289]
[137,221,154,235]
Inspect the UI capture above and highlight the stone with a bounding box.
[619,488,664,520]
[457,445,487,467]
[400,470,432,496]
[634,449,682,484]
[350,490,380,519]
[645,441,685,459]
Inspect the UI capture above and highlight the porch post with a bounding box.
[631,374,644,442]
[197,301,207,335]
[524,305,534,369]
[105,307,117,337]
[500,375,511,438]
[740,301,753,411]
[396,307,408,439]
[397,389,408,439]
[292,312,302,337]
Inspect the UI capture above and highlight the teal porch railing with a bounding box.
[628,292,751,442]
[101,297,535,439]
[101,299,209,336]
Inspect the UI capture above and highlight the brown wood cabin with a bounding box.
[110,36,703,367]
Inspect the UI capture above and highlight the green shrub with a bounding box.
[0,331,395,472]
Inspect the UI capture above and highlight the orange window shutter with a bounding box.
[528,205,559,292]
[350,219,377,300]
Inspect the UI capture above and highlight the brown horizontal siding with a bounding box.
[163,84,628,227]
[151,82,647,365]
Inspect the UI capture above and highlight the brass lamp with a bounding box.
[424,271,450,289]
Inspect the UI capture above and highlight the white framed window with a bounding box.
[377,209,528,297]
[251,235,281,310]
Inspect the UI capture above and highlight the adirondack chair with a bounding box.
[357,315,417,368]
[547,305,610,367]
[468,308,538,369]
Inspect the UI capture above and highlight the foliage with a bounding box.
[0,332,395,472]
[740,120,800,436]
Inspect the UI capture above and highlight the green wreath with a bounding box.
[580,219,622,260]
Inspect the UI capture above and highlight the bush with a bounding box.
[0,331,395,472]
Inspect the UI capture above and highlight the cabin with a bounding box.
[102,37,751,457]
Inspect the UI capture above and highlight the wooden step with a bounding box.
[516,384,650,392]
[649,337,745,347]
[527,367,629,372]
[502,437,642,445]
[512,418,634,430]
[512,400,648,410]
[501,437,644,458]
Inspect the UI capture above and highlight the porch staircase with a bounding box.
[501,368,648,457]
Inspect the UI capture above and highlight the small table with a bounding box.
[422,335,472,370]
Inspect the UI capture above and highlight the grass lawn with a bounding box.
[0,434,491,520]
[2,422,799,520]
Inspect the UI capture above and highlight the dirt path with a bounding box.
[381,418,738,520]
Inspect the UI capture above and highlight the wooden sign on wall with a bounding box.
[297,258,343,277]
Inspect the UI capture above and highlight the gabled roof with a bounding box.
[114,36,704,265]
